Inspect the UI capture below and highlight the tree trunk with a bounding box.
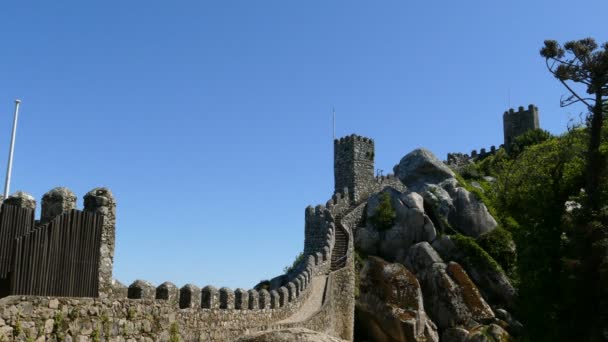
[586,93,604,211]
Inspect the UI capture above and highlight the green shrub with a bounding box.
[476,227,517,276]
[452,234,502,274]
[370,192,396,231]
[283,251,305,273]
[459,163,481,180]
[509,129,553,158]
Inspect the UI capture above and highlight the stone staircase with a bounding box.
[330,214,349,271]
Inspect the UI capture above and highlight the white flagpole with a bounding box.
[4,99,21,199]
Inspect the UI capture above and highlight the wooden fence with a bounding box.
[0,204,35,279]
[0,204,103,298]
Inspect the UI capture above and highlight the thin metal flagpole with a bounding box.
[4,99,21,199]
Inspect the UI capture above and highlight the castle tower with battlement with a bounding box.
[503,104,540,149]
[334,134,375,204]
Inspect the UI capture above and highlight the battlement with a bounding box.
[334,134,375,146]
[0,187,116,299]
[334,134,375,204]
[503,104,540,149]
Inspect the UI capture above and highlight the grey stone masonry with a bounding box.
[270,290,280,309]
[220,287,235,309]
[248,289,259,309]
[503,104,540,149]
[156,281,179,304]
[127,280,154,299]
[235,288,249,309]
[304,205,333,256]
[259,289,270,309]
[180,284,201,309]
[83,187,116,299]
[202,285,220,309]
[4,191,36,210]
[40,187,76,224]
[334,134,375,203]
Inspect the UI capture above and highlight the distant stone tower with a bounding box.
[503,104,540,149]
[334,134,375,203]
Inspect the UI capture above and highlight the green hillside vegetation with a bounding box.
[455,124,608,341]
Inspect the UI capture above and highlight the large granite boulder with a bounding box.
[394,148,455,189]
[357,188,437,261]
[432,235,516,309]
[442,324,512,342]
[450,188,498,238]
[419,179,497,238]
[237,328,347,342]
[357,256,438,342]
[405,243,494,330]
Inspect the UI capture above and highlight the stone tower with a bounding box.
[503,104,540,149]
[334,134,375,203]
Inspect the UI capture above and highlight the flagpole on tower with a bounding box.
[4,99,21,199]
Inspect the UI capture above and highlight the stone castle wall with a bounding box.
[0,184,354,342]
[334,135,375,204]
[446,104,539,163]
[503,104,539,148]
[1,133,411,341]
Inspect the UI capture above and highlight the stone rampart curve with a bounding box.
[0,180,353,341]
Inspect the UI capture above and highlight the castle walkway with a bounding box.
[278,275,328,324]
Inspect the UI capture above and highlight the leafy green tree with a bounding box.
[541,38,608,340]
[509,129,553,158]
[370,192,396,231]
[495,130,586,340]
[540,38,608,211]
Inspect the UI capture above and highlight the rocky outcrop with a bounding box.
[404,243,494,330]
[356,256,438,342]
[432,235,516,309]
[237,328,348,342]
[449,188,498,238]
[356,188,437,261]
[394,148,455,189]
[442,324,512,342]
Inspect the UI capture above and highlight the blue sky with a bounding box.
[0,1,607,289]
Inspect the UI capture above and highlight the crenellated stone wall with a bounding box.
[0,133,401,342]
[0,182,354,342]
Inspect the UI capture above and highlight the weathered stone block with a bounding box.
[287,282,297,301]
[293,279,301,297]
[315,252,323,265]
[5,191,36,210]
[112,279,128,298]
[156,282,178,303]
[307,255,315,267]
[219,287,234,309]
[278,287,289,307]
[258,289,270,309]
[84,187,116,298]
[322,246,331,261]
[179,284,201,309]
[248,289,259,310]
[201,286,219,309]
[41,187,77,224]
[127,280,154,299]
[270,290,280,309]
[297,275,306,291]
[234,288,249,310]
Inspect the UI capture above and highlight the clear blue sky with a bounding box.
[0,1,606,289]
